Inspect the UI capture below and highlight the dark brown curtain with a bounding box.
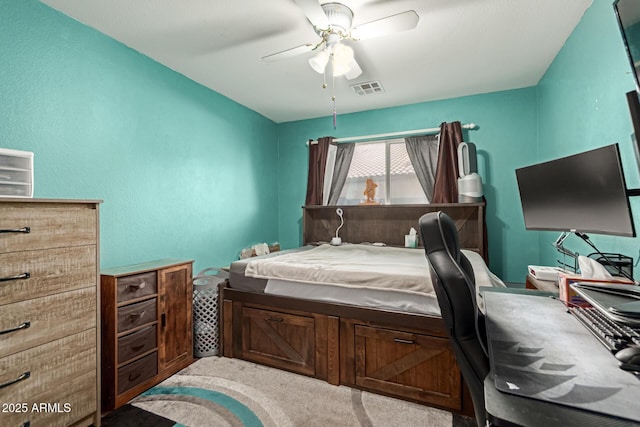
[432,121,463,203]
[305,136,333,205]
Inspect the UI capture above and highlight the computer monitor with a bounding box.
[614,0,640,93]
[614,0,640,174]
[515,144,636,237]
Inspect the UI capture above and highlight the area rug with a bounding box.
[130,356,473,427]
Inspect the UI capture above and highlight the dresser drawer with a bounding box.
[118,299,156,333]
[1,369,96,427]
[0,287,96,358]
[0,245,97,306]
[0,329,96,402]
[117,271,157,303]
[0,202,97,254]
[117,352,158,395]
[118,325,157,364]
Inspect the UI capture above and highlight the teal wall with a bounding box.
[277,88,539,282]
[536,0,640,276]
[0,0,280,273]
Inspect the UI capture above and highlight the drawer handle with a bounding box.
[128,372,141,382]
[0,227,30,234]
[0,272,30,283]
[131,343,145,351]
[0,371,30,390]
[127,311,145,322]
[267,316,284,323]
[128,281,147,291]
[0,321,30,336]
[393,338,415,345]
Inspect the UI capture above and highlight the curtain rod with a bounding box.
[307,123,477,145]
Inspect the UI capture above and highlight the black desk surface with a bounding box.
[483,292,640,427]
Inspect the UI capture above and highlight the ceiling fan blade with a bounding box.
[345,57,363,80]
[351,10,419,40]
[262,44,315,62]
[294,0,330,30]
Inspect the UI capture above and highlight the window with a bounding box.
[337,139,429,205]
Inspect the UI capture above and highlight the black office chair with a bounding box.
[419,211,490,427]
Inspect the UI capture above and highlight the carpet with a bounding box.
[124,356,475,427]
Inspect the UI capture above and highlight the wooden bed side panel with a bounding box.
[302,203,485,260]
[221,287,448,337]
[220,287,467,413]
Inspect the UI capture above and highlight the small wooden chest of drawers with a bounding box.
[101,259,194,411]
[0,199,101,427]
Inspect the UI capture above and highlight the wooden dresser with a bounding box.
[0,199,101,427]
[100,259,194,412]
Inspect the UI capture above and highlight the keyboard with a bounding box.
[570,306,640,352]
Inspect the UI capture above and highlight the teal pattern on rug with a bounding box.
[141,386,264,427]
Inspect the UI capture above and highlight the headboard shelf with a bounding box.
[303,203,486,260]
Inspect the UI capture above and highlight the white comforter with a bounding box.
[244,243,505,312]
[246,244,427,296]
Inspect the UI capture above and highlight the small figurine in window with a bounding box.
[361,178,379,205]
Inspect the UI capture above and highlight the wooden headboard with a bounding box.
[302,203,486,261]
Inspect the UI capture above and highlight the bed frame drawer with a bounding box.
[240,306,316,376]
[353,325,462,410]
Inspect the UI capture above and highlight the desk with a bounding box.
[483,292,640,427]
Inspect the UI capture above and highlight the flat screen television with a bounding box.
[515,143,636,237]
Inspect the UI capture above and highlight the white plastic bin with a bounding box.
[0,148,33,198]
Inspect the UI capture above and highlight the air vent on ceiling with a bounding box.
[351,81,384,96]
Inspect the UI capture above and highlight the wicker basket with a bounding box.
[192,267,228,357]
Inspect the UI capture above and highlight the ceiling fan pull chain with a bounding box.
[332,68,337,130]
[333,96,337,130]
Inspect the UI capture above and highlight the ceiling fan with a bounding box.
[263,0,420,80]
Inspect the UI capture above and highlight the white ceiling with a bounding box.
[40,0,592,123]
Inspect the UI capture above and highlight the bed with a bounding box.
[220,203,495,416]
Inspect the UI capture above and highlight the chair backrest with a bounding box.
[419,211,490,426]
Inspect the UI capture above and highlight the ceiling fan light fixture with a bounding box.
[309,50,330,74]
[344,58,363,80]
[331,58,351,77]
[332,43,353,65]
